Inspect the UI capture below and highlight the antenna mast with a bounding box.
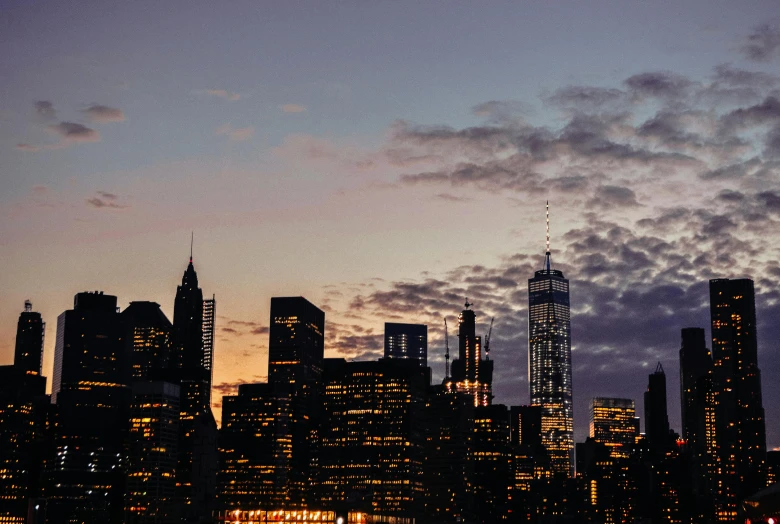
[484,317,494,361]
[190,232,194,262]
[444,318,450,380]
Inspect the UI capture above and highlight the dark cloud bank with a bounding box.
[321,63,780,448]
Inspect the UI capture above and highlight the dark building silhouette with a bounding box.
[125,381,180,524]
[709,278,767,513]
[384,322,427,366]
[528,204,573,476]
[469,404,512,522]
[319,358,428,517]
[0,302,49,523]
[46,291,130,523]
[644,362,670,454]
[448,302,493,407]
[122,301,173,381]
[423,386,475,522]
[171,255,217,522]
[14,300,45,376]
[268,297,325,389]
[217,383,294,510]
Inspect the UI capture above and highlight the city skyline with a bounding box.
[3,2,780,452]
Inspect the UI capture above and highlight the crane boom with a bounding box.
[484,317,494,360]
[444,318,450,380]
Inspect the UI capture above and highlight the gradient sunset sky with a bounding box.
[2,1,780,447]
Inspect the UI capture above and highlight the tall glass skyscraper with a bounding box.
[527,203,573,476]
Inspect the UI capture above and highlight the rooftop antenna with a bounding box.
[444,318,450,380]
[545,201,552,272]
[465,298,472,310]
[484,317,494,361]
[24,300,32,313]
[190,231,194,263]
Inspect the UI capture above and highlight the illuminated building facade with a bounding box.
[125,381,180,524]
[709,278,767,509]
[203,295,216,403]
[217,383,294,510]
[171,256,218,521]
[46,291,130,523]
[122,301,173,381]
[0,303,49,524]
[590,398,637,460]
[384,323,427,367]
[319,358,428,517]
[14,300,44,376]
[528,210,573,476]
[448,303,493,407]
[469,404,511,521]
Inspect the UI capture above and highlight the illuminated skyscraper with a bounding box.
[384,322,427,366]
[528,203,573,476]
[171,251,217,521]
[268,297,325,390]
[590,398,638,460]
[448,302,493,407]
[122,301,172,381]
[709,278,767,506]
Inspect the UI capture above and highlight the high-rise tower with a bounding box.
[709,278,766,504]
[528,202,573,476]
[644,362,670,453]
[384,322,428,366]
[14,300,45,375]
[448,301,493,407]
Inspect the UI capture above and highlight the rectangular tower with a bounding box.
[528,247,573,477]
[589,397,637,460]
[384,322,428,366]
[268,297,325,390]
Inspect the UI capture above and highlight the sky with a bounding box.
[2,1,780,448]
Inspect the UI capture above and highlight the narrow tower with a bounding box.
[528,202,574,476]
[14,300,45,375]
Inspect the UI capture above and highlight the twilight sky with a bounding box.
[2,1,780,448]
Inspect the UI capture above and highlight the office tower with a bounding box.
[644,363,670,453]
[14,300,45,375]
[384,323,428,366]
[509,405,551,515]
[709,278,767,505]
[46,291,130,523]
[268,297,325,389]
[423,386,475,523]
[125,381,180,524]
[0,304,49,523]
[679,328,712,446]
[448,302,493,407]
[528,203,573,476]
[171,254,217,520]
[319,358,428,517]
[202,295,216,403]
[122,301,173,381]
[470,404,512,521]
[217,383,294,510]
[590,398,638,460]
[510,405,543,449]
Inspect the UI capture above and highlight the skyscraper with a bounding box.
[448,302,493,407]
[171,252,217,520]
[644,363,670,453]
[384,322,428,366]
[678,328,712,447]
[268,296,325,389]
[14,300,45,375]
[122,301,173,381]
[709,278,767,503]
[528,203,573,476]
[46,291,130,523]
[590,398,638,460]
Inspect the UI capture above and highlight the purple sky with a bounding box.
[2,1,780,447]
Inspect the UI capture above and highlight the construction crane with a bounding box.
[444,318,450,380]
[484,317,494,361]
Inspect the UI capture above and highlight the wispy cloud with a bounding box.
[34,101,56,120]
[281,103,306,113]
[205,89,241,101]
[82,104,125,123]
[85,190,128,210]
[215,123,254,142]
[741,24,780,62]
[47,122,100,143]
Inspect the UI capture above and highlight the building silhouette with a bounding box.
[528,203,573,476]
[46,291,130,523]
[122,301,173,381]
[709,278,767,513]
[448,302,493,407]
[384,322,427,366]
[644,363,670,454]
[14,300,45,376]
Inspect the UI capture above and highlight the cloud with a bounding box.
[205,89,241,101]
[86,190,128,209]
[34,101,56,120]
[215,123,254,142]
[220,318,269,336]
[624,71,693,99]
[47,122,100,143]
[741,24,780,62]
[281,103,306,113]
[434,193,474,203]
[82,104,125,123]
[588,185,641,209]
[16,143,41,152]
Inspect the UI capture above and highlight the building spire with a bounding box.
[190,231,194,263]
[544,201,552,272]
